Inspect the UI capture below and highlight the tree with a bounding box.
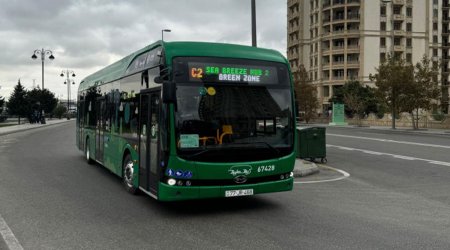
[400,56,441,129]
[53,104,67,119]
[370,55,414,129]
[7,80,30,124]
[0,95,4,113]
[341,81,368,126]
[27,87,58,116]
[330,81,380,119]
[293,65,319,123]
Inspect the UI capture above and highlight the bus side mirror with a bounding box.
[162,81,176,103]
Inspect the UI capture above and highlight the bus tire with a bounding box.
[85,138,94,165]
[123,154,138,194]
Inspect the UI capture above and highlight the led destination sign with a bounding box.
[188,62,278,84]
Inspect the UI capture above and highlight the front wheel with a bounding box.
[123,154,138,194]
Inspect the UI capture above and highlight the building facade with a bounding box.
[288,0,450,114]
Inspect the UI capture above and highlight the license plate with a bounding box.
[225,189,254,197]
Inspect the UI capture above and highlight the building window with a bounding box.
[433,9,438,18]
[433,22,438,31]
[393,6,402,15]
[406,23,412,32]
[394,22,402,30]
[380,5,386,16]
[380,37,386,47]
[406,53,412,63]
[433,35,438,43]
[406,7,412,17]
[380,53,386,63]
[323,86,330,97]
[406,38,412,47]
[381,22,386,31]
[394,37,402,46]
[433,49,438,57]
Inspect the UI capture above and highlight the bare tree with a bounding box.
[293,65,319,123]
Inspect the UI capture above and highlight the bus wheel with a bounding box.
[85,138,94,164]
[123,155,138,194]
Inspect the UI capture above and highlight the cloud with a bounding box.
[0,0,287,100]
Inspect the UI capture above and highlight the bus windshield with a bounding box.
[173,57,294,162]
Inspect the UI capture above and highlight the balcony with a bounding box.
[394,30,405,36]
[393,0,405,5]
[394,45,405,51]
[393,14,405,21]
[332,61,345,66]
[347,45,360,52]
[332,46,345,51]
[333,0,346,7]
[289,52,299,60]
[347,0,360,5]
[288,39,299,46]
[347,13,360,20]
[347,60,360,67]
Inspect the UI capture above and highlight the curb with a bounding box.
[293,159,320,177]
[0,120,73,137]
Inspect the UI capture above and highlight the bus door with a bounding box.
[96,97,106,163]
[139,90,161,195]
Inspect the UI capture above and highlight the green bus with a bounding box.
[76,41,296,201]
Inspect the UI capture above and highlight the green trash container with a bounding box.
[297,127,327,163]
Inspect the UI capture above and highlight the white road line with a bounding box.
[294,165,350,184]
[327,133,450,149]
[0,214,23,250]
[327,144,450,167]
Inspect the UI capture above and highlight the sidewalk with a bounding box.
[293,158,320,177]
[0,118,73,136]
[298,123,450,136]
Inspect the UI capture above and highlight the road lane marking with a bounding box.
[327,133,450,149]
[327,144,450,167]
[294,165,350,184]
[0,214,23,250]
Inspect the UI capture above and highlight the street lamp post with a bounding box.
[31,48,55,90]
[251,0,257,47]
[60,70,76,119]
[161,29,171,41]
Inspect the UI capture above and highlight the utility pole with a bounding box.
[251,0,257,47]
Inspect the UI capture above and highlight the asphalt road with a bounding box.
[0,122,449,249]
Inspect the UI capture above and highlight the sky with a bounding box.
[0,0,287,101]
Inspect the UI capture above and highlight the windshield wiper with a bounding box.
[230,142,280,156]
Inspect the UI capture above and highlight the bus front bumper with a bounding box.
[157,178,294,201]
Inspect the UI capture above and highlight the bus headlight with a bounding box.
[177,180,184,186]
[167,178,176,186]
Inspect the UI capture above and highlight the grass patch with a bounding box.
[0,123,17,128]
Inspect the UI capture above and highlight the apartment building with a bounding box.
[288,0,450,114]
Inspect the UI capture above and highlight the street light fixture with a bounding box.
[161,29,171,41]
[60,69,76,119]
[31,48,55,90]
